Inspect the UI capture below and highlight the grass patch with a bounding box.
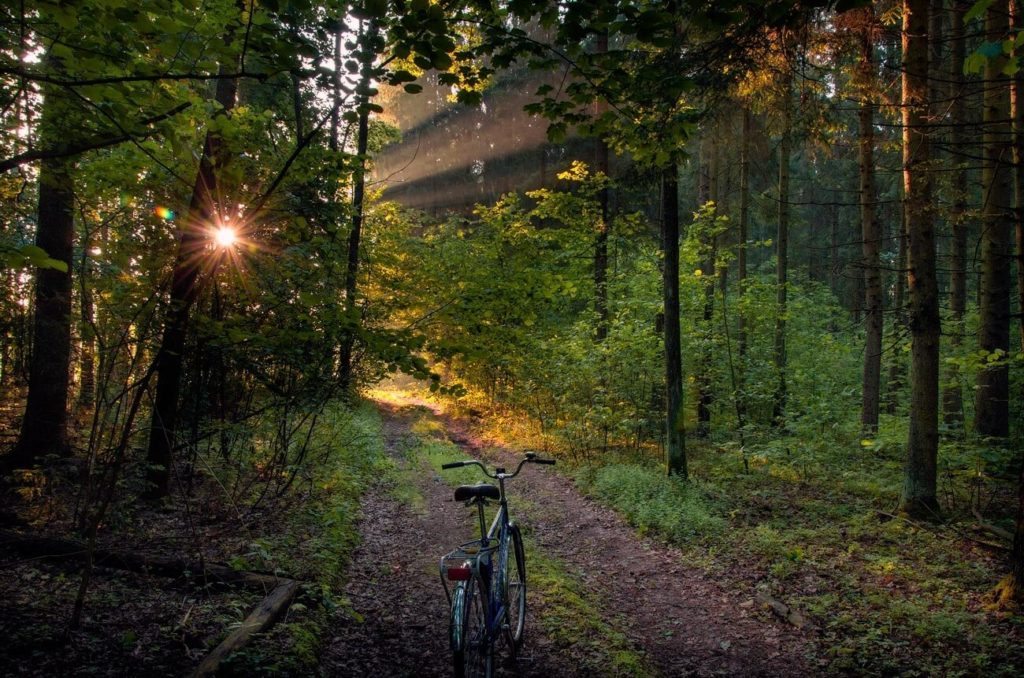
[575,463,725,543]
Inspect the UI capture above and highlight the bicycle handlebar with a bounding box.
[441,453,555,477]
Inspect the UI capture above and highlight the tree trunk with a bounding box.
[975,1,1013,439]
[899,0,940,519]
[737,108,750,422]
[330,19,342,153]
[887,206,908,415]
[339,21,379,393]
[78,247,95,411]
[697,134,716,437]
[996,6,1023,585]
[1017,0,1024,356]
[943,0,969,428]
[773,69,792,429]
[9,150,75,469]
[663,164,686,478]
[145,67,239,499]
[594,30,610,343]
[858,11,882,435]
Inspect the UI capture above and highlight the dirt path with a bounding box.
[322,402,811,676]
[443,416,812,677]
[320,404,576,677]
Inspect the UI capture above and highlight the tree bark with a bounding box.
[145,67,239,499]
[887,205,908,415]
[943,0,969,428]
[994,0,1024,607]
[9,150,75,469]
[975,1,1013,439]
[773,68,792,429]
[663,165,686,478]
[78,229,96,410]
[858,10,882,435]
[737,108,750,422]
[339,21,379,393]
[899,0,940,519]
[594,30,610,343]
[697,134,716,437]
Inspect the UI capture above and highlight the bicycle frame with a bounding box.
[441,453,554,675]
[440,474,513,638]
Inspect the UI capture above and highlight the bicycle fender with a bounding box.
[449,583,467,652]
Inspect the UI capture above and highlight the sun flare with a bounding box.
[214,226,237,248]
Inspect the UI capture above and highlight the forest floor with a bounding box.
[3,388,1022,675]
[321,396,810,677]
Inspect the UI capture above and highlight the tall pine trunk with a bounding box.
[975,1,1013,439]
[663,164,686,478]
[78,233,96,410]
[899,0,940,519]
[992,0,1024,610]
[858,10,882,435]
[944,0,969,427]
[737,108,750,423]
[7,56,77,474]
[9,150,74,469]
[594,31,610,343]
[1017,0,1024,355]
[773,68,792,428]
[697,134,716,437]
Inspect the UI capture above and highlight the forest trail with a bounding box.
[322,398,811,677]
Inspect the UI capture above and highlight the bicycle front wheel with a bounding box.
[452,574,491,678]
[505,524,526,651]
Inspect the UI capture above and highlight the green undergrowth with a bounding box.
[406,412,650,675]
[575,463,725,543]
[564,417,1024,675]
[223,401,386,674]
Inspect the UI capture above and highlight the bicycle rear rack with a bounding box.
[439,538,496,605]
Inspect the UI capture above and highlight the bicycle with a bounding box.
[438,452,555,678]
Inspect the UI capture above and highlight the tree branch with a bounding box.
[0,102,191,172]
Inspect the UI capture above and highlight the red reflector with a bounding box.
[447,566,471,581]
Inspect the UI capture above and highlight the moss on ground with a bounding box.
[524,542,653,676]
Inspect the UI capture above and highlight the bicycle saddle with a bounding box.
[454,483,500,502]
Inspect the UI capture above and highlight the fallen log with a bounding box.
[0,529,287,590]
[191,579,300,677]
[971,508,1014,543]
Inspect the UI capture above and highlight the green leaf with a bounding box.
[964,0,995,24]
[403,83,423,94]
[431,53,453,71]
[964,51,988,74]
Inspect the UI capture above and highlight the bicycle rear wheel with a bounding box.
[505,524,526,651]
[452,574,491,678]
